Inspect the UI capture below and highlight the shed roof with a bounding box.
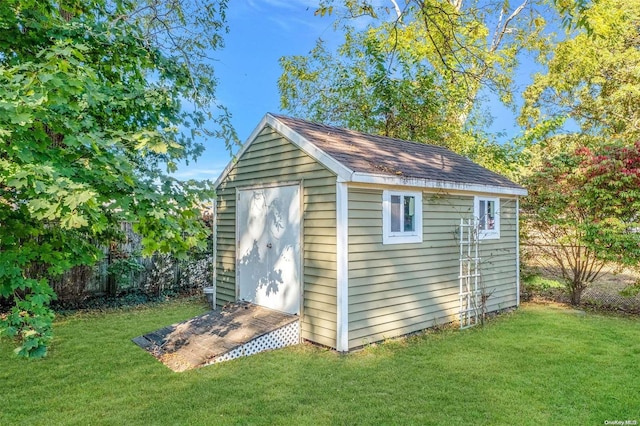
[215,113,527,196]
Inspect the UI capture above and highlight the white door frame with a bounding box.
[235,182,303,315]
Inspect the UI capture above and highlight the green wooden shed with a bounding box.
[213,113,527,352]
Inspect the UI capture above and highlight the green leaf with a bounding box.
[9,112,32,125]
[61,212,89,229]
[63,190,96,210]
[0,0,231,358]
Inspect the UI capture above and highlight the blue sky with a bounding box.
[172,0,527,181]
[171,1,332,181]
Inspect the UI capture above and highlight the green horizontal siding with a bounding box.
[479,198,518,310]
[347,189,519,350]
[215,126,338,347]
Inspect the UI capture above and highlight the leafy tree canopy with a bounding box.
[521,139,640,304]
[0,0,233,357]
[520,0,640,145]
[279,0,550,175]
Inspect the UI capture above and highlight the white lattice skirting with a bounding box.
[207,320,300,365]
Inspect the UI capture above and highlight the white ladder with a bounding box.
[459,218,481,329]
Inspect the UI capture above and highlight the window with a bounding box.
[383,190,423,244]
[474,197,500,239]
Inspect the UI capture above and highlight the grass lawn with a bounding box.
[1,299,639,425]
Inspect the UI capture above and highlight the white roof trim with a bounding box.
[214,113,353,189]
[214,114,527,197]
[213,114,270,189]
[266,114,353,181]
[350,172,528,196]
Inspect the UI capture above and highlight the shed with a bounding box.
[213,113,527,352]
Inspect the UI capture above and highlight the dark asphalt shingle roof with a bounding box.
[271,114,524,191]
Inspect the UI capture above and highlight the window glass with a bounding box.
[383,190,423,244]
[486,200,495,230]
[403,196,415,232]
[479,200,487,230]
[390,195,401,232]
[474,197,500,239]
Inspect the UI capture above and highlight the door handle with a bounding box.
[266,243,273,248]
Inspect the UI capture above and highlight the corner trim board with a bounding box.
[336,181,349,352]
[234,188,240,301]
[212,199,217,308]
[516,197,521,307]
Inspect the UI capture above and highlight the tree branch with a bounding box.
[490,0,528,54]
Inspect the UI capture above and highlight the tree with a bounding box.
[520,0,640,145]
[517,0,640,300]
[279,0,549,173]
[280,32,453,144]
[521,140,640,305]
[0,0,234,357]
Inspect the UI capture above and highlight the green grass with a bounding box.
[523,274,565,291]
[2,299,639,425]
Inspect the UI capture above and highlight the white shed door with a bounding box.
[237,184,301,315]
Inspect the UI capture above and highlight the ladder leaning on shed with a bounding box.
[459,218,481,329]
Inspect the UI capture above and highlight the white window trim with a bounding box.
[474,196,500,240]
[382,190,423,245]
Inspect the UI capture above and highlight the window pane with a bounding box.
[404,196,415,232]
[390,195,401,232]
[487,200,495,230]
[479,200,486,230]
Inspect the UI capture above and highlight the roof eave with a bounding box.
[215,113,527,197]
[214,113,353,190]
[267,114,354,181]
[350,172,528,197]
[213,114,271,189]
